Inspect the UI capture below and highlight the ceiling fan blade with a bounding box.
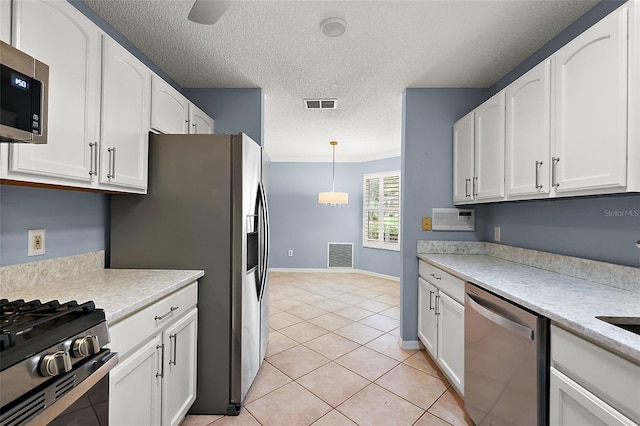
[188,0,233,25]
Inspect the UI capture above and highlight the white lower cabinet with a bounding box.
[550,368,635,426]
[550,325,640,426]
[417,277,438,355]
[417,261,464,395]
[110,337,162,426]
[162,309,198,426]
[435,291,464,391]
[109,283,198,426]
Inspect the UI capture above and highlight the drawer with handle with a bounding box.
[108,282,197,358]
[419,260,465,304]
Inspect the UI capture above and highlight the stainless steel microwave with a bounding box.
[0,40,48,144]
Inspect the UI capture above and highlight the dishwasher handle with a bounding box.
[466,293,534,340]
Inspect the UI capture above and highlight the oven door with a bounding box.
[19,352,118,426]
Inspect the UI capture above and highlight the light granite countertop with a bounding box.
[418,254,640,364]
[2,269,205,324]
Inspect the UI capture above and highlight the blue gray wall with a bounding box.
[0,185,108,266]
[400,88,488,342]
[183,89,263,146]
[269,157,401,277]
[475,196,640,268]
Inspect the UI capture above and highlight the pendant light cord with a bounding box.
[332,143,336,192]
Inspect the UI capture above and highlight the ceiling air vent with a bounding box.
[304,99,337,109]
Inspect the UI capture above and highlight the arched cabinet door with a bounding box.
[99,36,150,192]
[9,0,101,183]
[552,6,628,193]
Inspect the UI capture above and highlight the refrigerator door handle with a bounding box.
[258,182,270,300]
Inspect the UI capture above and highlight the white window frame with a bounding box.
[362,170,401,251]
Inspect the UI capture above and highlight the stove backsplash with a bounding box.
[0,251,104,293]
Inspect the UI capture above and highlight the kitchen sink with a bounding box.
[596,316,640,336]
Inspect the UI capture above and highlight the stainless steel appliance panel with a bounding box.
[111,133,269,415]
[231,134,262,404]
[0,40,48,144]
[464,282,549,426]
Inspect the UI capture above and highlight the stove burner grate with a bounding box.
[0,299,96,352]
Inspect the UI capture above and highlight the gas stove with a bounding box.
[0,298,115,425]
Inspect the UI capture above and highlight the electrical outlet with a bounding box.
[494,226,501,242]
[28,229,46,256]
[288,250,293,257]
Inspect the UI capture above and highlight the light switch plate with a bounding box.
[422,217,432,231]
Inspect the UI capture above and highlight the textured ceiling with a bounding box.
[84,0,598,162]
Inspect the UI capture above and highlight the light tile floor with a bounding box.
[182,272,474,426]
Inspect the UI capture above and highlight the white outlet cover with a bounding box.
[28,229,46,256]
[494,227,501,242]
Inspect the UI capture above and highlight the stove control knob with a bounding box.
[39,351,72,377]
[72,335,100,358]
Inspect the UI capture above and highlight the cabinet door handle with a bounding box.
[89,142,98,176]
[429,273,442,280]
[473,176,478,197]
[535,161,543,189]
[465,178,471,198]
[155,306,179,321]
[169,334,177,366]
[428,290,435,310]
[434,295,440,316]
[156,344,164,378]
[107,147,116,179]
[552,157,560,188]
[192,123,197,133]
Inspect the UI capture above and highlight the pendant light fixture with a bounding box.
[318,141,349,205]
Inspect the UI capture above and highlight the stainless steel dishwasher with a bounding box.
[464,282,549,426]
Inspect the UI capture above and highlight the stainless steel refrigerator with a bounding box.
[110,133,270,415]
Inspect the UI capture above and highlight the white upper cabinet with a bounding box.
[453,92,506,205]
[453,111,475,203]
[100,36,150,191]
[505,60,551,198]
[0,0,11,43]
[151,75,189,134]
[552,6,628,193]
[629,0,640,192]
[474,91,505,201]
[188,103,214,134]
[7,0,101,183]
[453,2,639,204]
[150,74,213,135]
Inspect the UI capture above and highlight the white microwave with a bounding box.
[0,40,48,144]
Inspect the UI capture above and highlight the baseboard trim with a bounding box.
[398,338,423,350]
[269,267,399,282]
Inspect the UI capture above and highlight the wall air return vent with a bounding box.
[304,99,337,109]
[327,243,354,268]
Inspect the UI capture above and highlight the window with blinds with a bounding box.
[363,171,400,250]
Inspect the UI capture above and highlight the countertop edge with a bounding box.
[417,254,640,364]
[107,270,205,324]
